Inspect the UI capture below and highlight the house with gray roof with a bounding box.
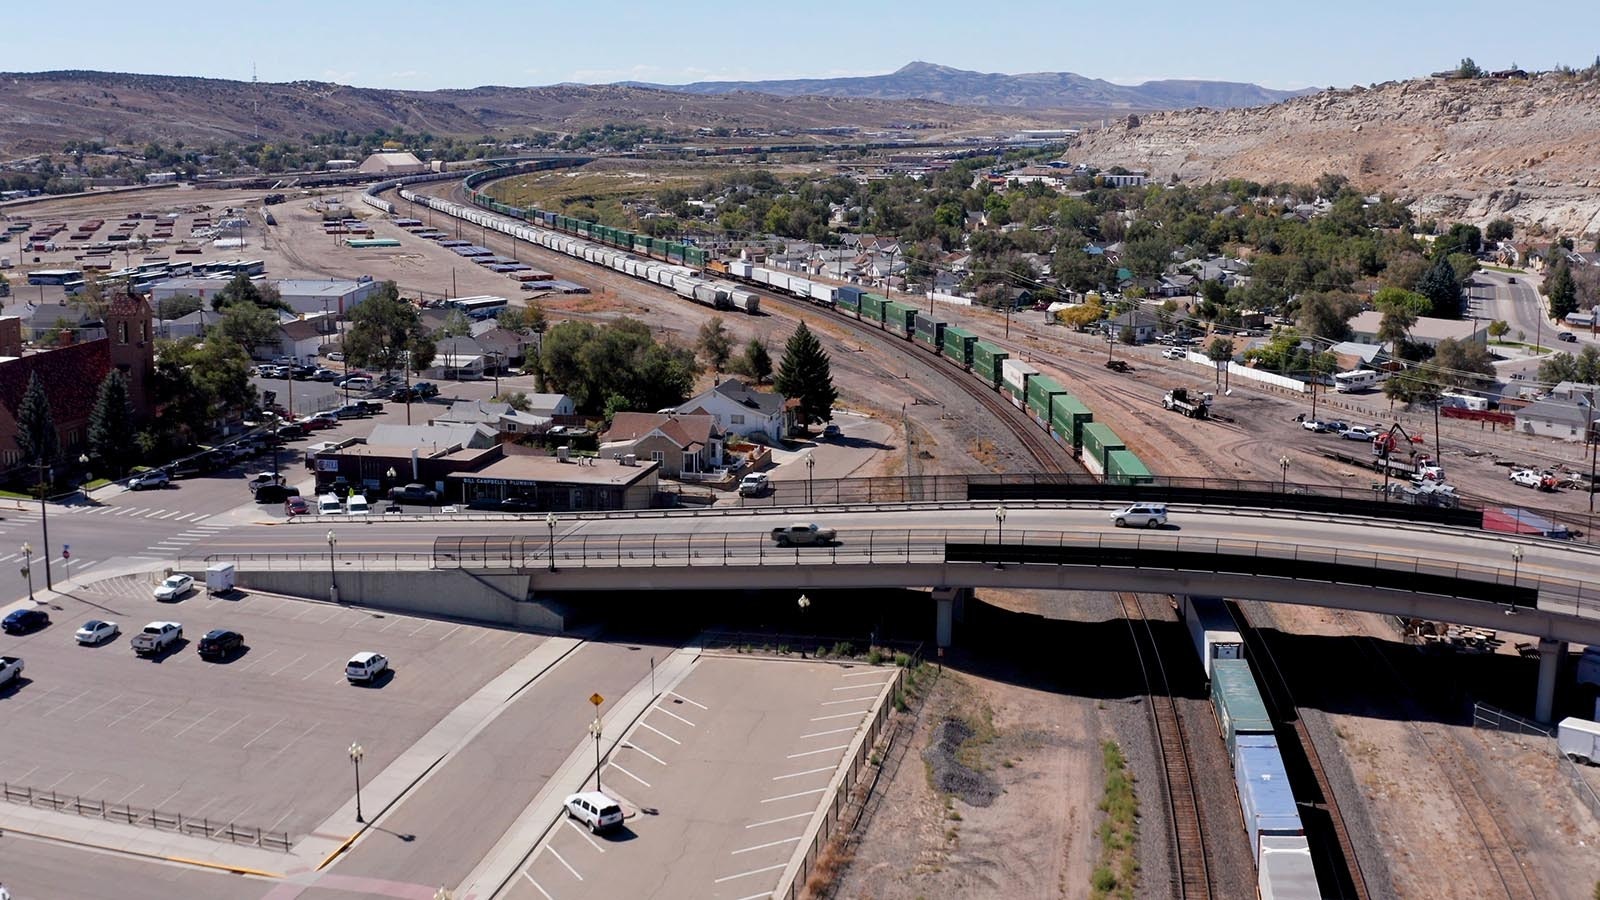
[1515,398,1595,442]
[675,378,794,443]
[431,399,558,437]
[367,423,498,452]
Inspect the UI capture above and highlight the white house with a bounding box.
[1515,398,1595,442]
[675,378,793,443]
[1349,312,1487,349]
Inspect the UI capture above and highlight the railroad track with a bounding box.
[1116,592,1212,900]
[1229,602,1371,900]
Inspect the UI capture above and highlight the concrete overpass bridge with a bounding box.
[207,503,1600,721]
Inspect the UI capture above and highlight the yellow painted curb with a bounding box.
[163,854,283,879]
[316,830,362,871]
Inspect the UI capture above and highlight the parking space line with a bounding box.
[713,862,788,883]
[808,711,865,722]
[666,690,707,710]
[291,605,321,621]
[44,771,76,791]
[242,718,286,750]
[565,819,607,852]
[840,669,890,678]
[734,892,774,900]
[465,630,488,646]
[172,709,217,739]
[266,722,319,763]
[745,811,812,829]
[831,682,892,691]
[548,847,584,881]
[786,744,849,759]
[609,763,651,788]
[139,702,186,734]
[153,786,186,809]
[621,742,667,766]
[301,659,333,681]
[521,872,553,900]
[653,705,696,727]
[237,648,278,671]
[72,692,123,723]
[315,609,344,625]
[42,689,91,718]
[82,776,110,797]
[265,808,295,834]
[772,766,835,781]
[732,835,802,855]
[208,713,250,744]
[192,514,209,522]
[638,722,681,745]
[819,697,876,706]
[760,788,827,804]
[269,653,307,677]
[106,698,154,729]
[439,623,464,641]
[114,783,145,805]
[0,553,17,563]
[378,616,406,633]
[407,620,432,637]
[799,726,858,739]
[9,765,39,784]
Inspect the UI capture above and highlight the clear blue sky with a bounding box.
[7,1,1597,91]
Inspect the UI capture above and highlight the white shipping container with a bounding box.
[730,261,754,278]
[1001,358,1039,393]
[1181,595,1244,681]
[788,277,813,297]
[1257,835,1320,900]
[809,282,836,304]
[752,268,773,286]
[767,271,790,293]
[1558,717,1600,764]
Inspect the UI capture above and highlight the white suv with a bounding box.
[346,651,389,684]
[1110,503,1168,529]
[565,791,624,833]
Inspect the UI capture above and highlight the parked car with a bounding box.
[317,494,344,515]
[1161,347,1187,360]
[1301,419,1333,433]
[1110,503,1168,529]
[564,791,624,834]
[127,469,170,490]
[1560,331,1578,342]
[247,472,286,492]
[153,573,194,601]
[498,496,538,513]
[0,655,23,688]
[197,629,244,661]
[332,403,368,420]
[131,621,182,657]
[327,351,345,362]
[466,496,503,511]
[738,473,770,497]
[384,501,404,514]
[3,608,50,635]
[284,496,310,516]
[74,619,120,645]
[312,368,339,382]
[1342,427,1377,442]
[346,651,389,684]
[255,483,294,504]
[347,495,371,516]
[338,376,374,391]
[412,381,439,399]
[388,483,438,504]
[822,423,842,439]
[298,414,335,431]
[276,423,307,440]
[356,399,384,414]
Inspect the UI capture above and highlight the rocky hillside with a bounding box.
[1071,75,1600,237]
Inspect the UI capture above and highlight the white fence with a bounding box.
[1181,352,1310,394]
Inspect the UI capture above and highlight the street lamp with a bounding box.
[994,504,1007,568]
[348,742,366,823]
[327,530,338,602]
[78,452,89,484]
[1510,545,1524,588]
[386,467,397,493]
[20,542,33,602]
[1279,455,1291,489]
[797,594,811,658]
[805,453,816,505]
[588,714,603,792]
[545,512,558,572]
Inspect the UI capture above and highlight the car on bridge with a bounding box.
[1110,503,1168,529]
[771,522,836,546]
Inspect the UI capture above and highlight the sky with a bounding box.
[7,1,1598,91]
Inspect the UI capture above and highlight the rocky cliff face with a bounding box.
[1071,75,1600,237]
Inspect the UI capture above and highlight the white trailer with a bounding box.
[1181,595,1243,680]
[1558,717,1600,764]
[206,561,236,595]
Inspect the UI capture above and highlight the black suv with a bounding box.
[197,629,243,660]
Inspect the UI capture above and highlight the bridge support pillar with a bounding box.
[1536,638,1567,724]
[934,587,968,649]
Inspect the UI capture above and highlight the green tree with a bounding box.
[1206,336,1235,388]
[539,318,696,413]
[1430,338,1497,387]
[150,337,256,438]
[14,371,58,469]
[1458,58,1484,78]
[211,272,290,312]
[438,308,472,338]
[1538,347,1600,384]
[155,293,204,320]
[697,317,733,372]
[215,303,280,357]
[1416,257,1462,318]
[494,391,531,412]
[1373,286,1432,318]
[1488,320,1510,339]
[1377,303,1417,349]
[70,275,111,321]
[1295,291,1360,341]
[1485,219,1514,242]
[87,370,137,474]
[774,321,838,424]
[1547,255,1579,320]
[741,338,773,383]
[345,282,436,376]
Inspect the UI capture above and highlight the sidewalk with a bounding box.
[454,643,703,899]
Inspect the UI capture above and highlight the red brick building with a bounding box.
[0,293,155,472]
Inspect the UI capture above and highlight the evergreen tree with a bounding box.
[1416,257,1462,319]
[1547,256,1579,321]
[88,370,137,475]
[744,338,773,383]
[15,371,58,470]
[775,321,837,424]
[696,317,732,372]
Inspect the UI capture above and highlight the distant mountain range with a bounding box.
[625,61,1314,111]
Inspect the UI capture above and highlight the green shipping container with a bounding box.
[1105,449,1154,485]
[942,326,976,367]
[1211,659,1273,759]
[860,292,887,324]
[685,246,708,267]
[1048,395,1093,448]
[1080,422,1125,471]
[1026,375,1066,422]
[884,300,918,336]
[914,313,946,349]
[971,340,1008,388]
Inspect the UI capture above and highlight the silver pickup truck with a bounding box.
[770,522,837,546]
[0,655,22,687]
[131,622,183,657]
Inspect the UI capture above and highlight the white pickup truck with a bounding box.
[131,622,183,657]
[0,655,22,687]
[771,522,836,546]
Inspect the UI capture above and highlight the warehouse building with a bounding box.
[357,152,428,176]
[274,277,381,315]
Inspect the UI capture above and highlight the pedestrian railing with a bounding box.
[1471,702,1553,738]
[0,782,292,851]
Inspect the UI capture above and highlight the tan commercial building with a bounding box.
[451,454,659,511]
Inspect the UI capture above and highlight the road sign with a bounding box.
[589,693,604,707]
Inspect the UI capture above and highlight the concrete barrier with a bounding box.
[231,569,568,631]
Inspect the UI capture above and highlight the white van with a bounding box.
[317,494,343,515]
[346,495,370,516]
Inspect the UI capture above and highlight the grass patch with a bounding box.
[1090,740,1140,900]
[0,488,33,500]
[83,478,112,490]
[1482,264,1527,274]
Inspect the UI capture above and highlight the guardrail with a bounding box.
[0,782,292,851]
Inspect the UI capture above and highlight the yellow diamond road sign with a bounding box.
[590,693,604,707]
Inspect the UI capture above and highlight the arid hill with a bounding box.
[1071,74,1600,236]
[0,70,1080,155]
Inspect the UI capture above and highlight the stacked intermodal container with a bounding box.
[913,313,946,351]
[971,340,1008,388]
[884,300,918,337]
[1025,374,1067,426]
[859,291,887,325]
[1048,394,1093,449]
[1104,449,1153,485]
[1001,358,1038,409]
[942,326,976,367]
[836,285,863,315]
[1235,734,1305,864]
[1211,659,1274,759]
[1257,835,1320,899]
[1079,422,1125,475]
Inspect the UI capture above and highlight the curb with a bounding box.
[0,823,282,879]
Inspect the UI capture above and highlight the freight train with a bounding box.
[373,166,1154,482]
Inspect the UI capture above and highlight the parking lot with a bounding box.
[0,583,544,842]
[506,656,897,900]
